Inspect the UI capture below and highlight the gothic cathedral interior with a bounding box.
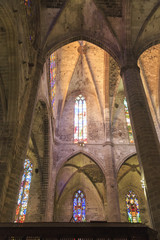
[0,0,160,238]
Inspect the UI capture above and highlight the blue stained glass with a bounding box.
[73,190,86,222]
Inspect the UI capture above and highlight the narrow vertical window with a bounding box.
[73,190,86,222]
[74,95,87,143]
[50,53,56,110]
[124,97,134,143]
[15,159,32,223]
[126,191,141,223]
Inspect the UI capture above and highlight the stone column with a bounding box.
[1,52,45,221]
[44,117,57,222]
[104,53,121,222]
[0,124,13,220]
[121,59,160,234]
[104,141,121,222]
[104,110,121,222]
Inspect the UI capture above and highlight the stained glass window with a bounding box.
[74,95,87,143]
[73,190,86,222]
[124,97,134,143]
[126,191,141,223]
[50,53,56,110]
[15,159,32,223]
[24,0,31,7]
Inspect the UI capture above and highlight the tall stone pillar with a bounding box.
[0,124,14,221]
[0,52,45,221]
[44,117,57,221]
[121,59,160,234]
[104,52,121,222]
[104,141,121,222]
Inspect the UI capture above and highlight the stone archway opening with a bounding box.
[54,153,107,222]
[117,154,151,227]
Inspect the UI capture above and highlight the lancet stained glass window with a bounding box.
[124,97,134,143]
[73,190,86,222]
[74,95,87,143]
[15,159,32,223]
[126,191,141,223]
[50,53,56,109]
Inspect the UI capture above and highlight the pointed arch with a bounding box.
[56,150,106,176]
[54,153,106,222]
[116,152,137,174]
[45,35,121,66]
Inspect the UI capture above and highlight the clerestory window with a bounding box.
[74,95,87,143]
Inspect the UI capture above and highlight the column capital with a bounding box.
[103,141,114,147]
[120,63,140,76]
